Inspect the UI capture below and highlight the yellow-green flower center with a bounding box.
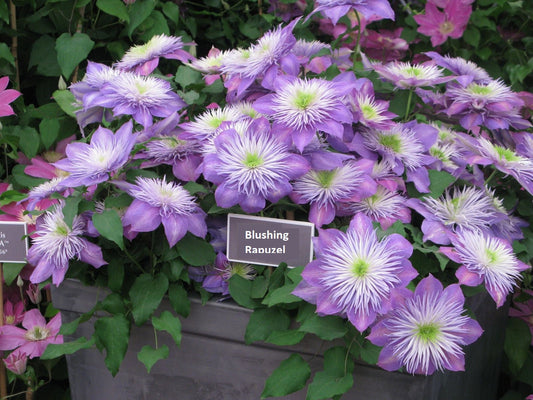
[294,91,315,110]
[361,104,378,119]
[404,67,423,77]
[316,170,336,189]
[494,145,521,162]
[351,258,370,278]
[415,323,440,343]
[25,326,51,342]
[468,84,492,96]
[243,153,263,169]
[379,134,402,153]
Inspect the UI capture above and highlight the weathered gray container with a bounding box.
[52,279,508,400]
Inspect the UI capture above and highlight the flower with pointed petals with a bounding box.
[53,121,136,187]
[339,185,411,230]
[25,177,68,212]
[445,79,531,131]
[202,123,310,213]
[88,72,186,128]
[293,213,417,332]
[440,230,529,308]
[406,186,506,245]
[3,301,24,326]
[122,177,207,247]
[413,0,472,47]
[425,52,490,85]
[347,77,396,129]
[350,122,438,192]
[253,74,354,151]
[27,205,106,286]
[202,253,256,296]
[0,76,21,117]
[461,136,533,195]
[180,105,243,142]
[3,349,28,375]
[291,160,377,227]
[361,28,408,62]
[368,59,453,89]
[309,0,395,25]
[0,309,63,358]
[368,275,483,375]
[115,34,193,75]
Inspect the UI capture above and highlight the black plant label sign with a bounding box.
[0,222,28,263]
[227,213,314,268]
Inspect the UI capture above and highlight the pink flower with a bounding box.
[3,349,28,375]
[0,309,63,358]
[0,76,21,117]
[3,300,24,326]
[413,0,472,47]
[361,28,408,62]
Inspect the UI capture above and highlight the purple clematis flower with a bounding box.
[122,176,207,247]
[86,72,186,128]
[347,77,396,129]
[202,252,256,296]
[291,160,377,227]
[368,274,483,375]
[202,119,310,213]
[114,34,194,75]
[440,230,530,308]
[293,213,417,332]
[308,0,395,25]
[253,73,355,152]
[27,204,106,286]
[425,52,490,86]
[53,121,136,187]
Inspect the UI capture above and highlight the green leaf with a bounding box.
[96,0,130,22]
[40,337,95,360]
[107,258,125,292]
[52,90,78,117]
[262,283,301,306]
[55,33,95,79]
[127,0,156,37]
[152,311,182,346]
[16,126,40,159]
[162,2,180,23]
[176,234,215,266]
[137,345,169,373]
[428,170,456,198]
[463,27,481,47]
[100,293,126,314]
[504,318,532,374]
[228,275,261,309]
[168,283,190,317]
[0,1,8,24]
[261,354,310,399]
[129,273,169,325]
[2,263,25,286]
[307,347,355,400]
[175,65,202,89]
[299,314,348,341]
[92,209,125,250]
[62,196,82,228]
[94,314,130,376]
[265,330,306,346]
[245,308,291,344]
[39,119,60,150]
[0,43,15,66]
[29,36,61,77]
[360,341,381,365]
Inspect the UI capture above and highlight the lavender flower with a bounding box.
[309,0,395,25]
[253,74,354,151]
[201,122,310,213]
[115,34,193,75]
[122,177,207,247]
[440,230,530,307]
[202,253,256,296]
[27,205,106,286]
[445,79,531,131]
[293,213,417,332]
[180,105,243,142]
[425,52,490,86]
[368,275,483,375]
[87,72,186,128]
[53,121,137,187]
[347,78,396,129]
[291,161,377,227]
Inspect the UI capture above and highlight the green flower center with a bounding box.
[243,153,263,169]
[439,21,455,34]
[55,224,69,236]
[494,145,520,162]
[404,67,423,77]
[430,147,449,162]
[25,326,51,342]
[485,248,499,264]
[379,134,402,153]
[135,82,149,95]
[294,91,315,110]
[208,117,224,128]
[315,170,337,189]
[468,84,493,96]
[351,258,370,278]
[361,104,378,119]
[415,323,440,343]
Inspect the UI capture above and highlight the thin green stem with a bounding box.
[153,325,159,349]
[485,168,499,187]
[124,247,145,273]
[404,88,414,121]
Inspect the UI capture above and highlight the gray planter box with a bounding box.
[52,279,508,400]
